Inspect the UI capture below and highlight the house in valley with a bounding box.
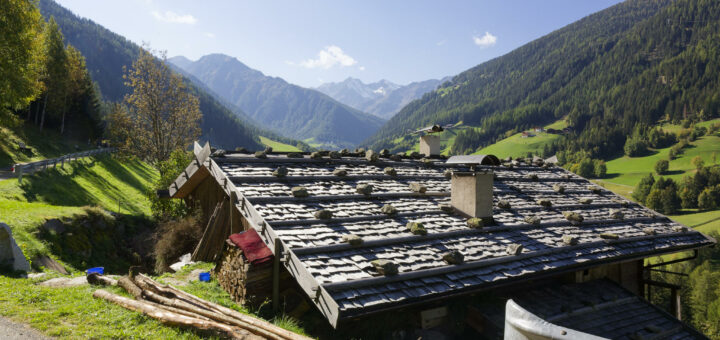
[168,141,714,338]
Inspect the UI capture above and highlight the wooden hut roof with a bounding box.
[169,142,715,328]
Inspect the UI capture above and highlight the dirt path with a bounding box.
[0,317,50,339]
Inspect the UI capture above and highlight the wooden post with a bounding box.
[671,288,681,320]
[17,165,23,183]
[273,239,281,313]
[61,157,64,168]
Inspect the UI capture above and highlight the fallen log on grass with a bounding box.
[87,273,118,286]
[132,274,310,340]
[92,289,261,340]
[117,276,143,299]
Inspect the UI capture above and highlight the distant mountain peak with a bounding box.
[316,77,445,119]
[168,53,384,148]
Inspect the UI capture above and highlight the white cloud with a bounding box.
[151,11,197,24]
[359,66,365,71]
[298,45,357,69]
[436,40,446,46]
[473,32,497,48]
[205,32,215,38]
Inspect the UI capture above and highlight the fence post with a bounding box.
[17,164,23,184]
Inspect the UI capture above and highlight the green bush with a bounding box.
[624,135,647,157]
[655,159,669,174]
[632,173,655,203]
[147,149,193,219]
[698,186,720,211]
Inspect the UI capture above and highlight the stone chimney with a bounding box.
[450,170,494,222]
[420,135,441,157]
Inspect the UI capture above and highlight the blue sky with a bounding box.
[55,0,623,88]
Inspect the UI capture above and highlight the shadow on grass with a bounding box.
[603,173,621,179]
[662,170,685,176]
[19,156,152,215]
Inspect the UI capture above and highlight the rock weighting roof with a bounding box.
[170,143,715,328]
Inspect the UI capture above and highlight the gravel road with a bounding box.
[0,317,49,340]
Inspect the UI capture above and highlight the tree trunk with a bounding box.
[60,92,67,134]
[134,274,308,340]
[92,289,259,340]
[39,93,48,130]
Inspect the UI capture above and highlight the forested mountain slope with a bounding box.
[364,0,720,158]
[37,0,263,150]
[169,54,385,149]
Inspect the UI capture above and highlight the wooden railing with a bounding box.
[14,147,116,182]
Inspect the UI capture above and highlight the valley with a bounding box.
[2,0,720,338]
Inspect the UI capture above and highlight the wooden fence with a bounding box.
[14,148,116,183]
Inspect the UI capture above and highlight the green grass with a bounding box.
[0,149,312,338]
[0,124,96,168]
[259,136,301,152]
[475,119,568,158]
[604,134,720,187]
[659,118,720,134]
[669,210,720,234]
[0,263,310,339]
[0,155,158,262]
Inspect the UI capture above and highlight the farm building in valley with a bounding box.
[168,142,715,338]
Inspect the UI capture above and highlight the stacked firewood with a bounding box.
[89,272,310,340]
[215,240,290,308]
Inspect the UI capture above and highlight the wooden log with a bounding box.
[141,289,280,340]
[92,289,260,340]
[118,276,143,299]
[87,273,118,286]
[133,274,310,340]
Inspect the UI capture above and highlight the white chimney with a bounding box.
[420,135,441,157]
[450,170,494,221]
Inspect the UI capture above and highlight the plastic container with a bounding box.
[199,272,211,282]
[86,267,104,275]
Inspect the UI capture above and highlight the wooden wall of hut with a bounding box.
[185,176,246,235]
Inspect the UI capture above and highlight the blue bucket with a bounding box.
[86,267,104,275]
[199,272,211,282]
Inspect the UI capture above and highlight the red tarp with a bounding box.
[229,229,273,265]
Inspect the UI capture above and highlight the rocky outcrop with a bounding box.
[0,223,31,272]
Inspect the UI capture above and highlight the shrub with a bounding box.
[632,173,655,203]
[154,214,203,273]
[593,160,606,178]
[698,186,720,211]
[624,136,647,157]
[692,156,705,170]
[655,159,669,174]
[148,149,193,219]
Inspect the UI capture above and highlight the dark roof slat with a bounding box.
[321,233,709,293]
[289,216,672,255]
[247,191,451,204]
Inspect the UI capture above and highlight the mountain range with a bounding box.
[316,77,449,119]
[168,54,384,149]
[363,0,720,158]
[37,0,311,151]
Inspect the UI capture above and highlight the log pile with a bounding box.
[216,240,289,307]
[90,272,311,340]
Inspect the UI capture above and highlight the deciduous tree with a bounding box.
[0,0,44,125]
[121,48,201,166]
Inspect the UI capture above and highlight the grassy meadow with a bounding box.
[475,119,568,158]
[259,136,302,152]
